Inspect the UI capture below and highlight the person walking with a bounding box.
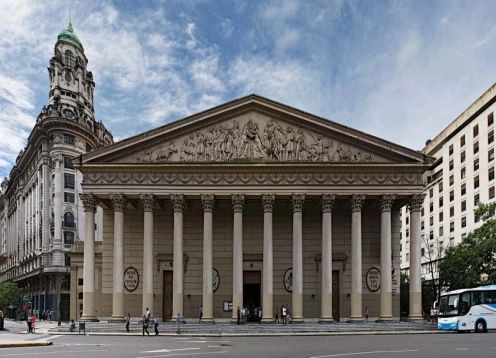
[199,305,203,323]
[142,314,149,336]
[125,313,131,332]
[153,316,160,335]
[365,306,369,322]
[237,306,241,325]
[176,313,182,334]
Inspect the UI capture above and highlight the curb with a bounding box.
[0,341,53,348]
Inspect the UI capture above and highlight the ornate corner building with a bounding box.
[0,23,112,321]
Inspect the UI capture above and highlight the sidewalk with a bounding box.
[0,319,57,348]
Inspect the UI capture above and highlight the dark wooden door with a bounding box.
[332,270,340,321]
[162,271,173,320]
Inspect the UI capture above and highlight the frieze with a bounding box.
[118,118,375,164]
[82,169,424,186]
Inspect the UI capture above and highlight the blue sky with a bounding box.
[1,0,496,181]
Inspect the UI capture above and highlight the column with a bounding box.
[408,194,424,320]
[379,194,395,321]
[262,194,275,323]
[111,193,127,321]
[171,194,186,318]
[320,194,335,323]
[52,154,63,266]
[231,194,244,323]
[201,194,215,323]
[350,194,365,321]
[80,193,98,321]
[291,194,305,323]
[140,194,155,315]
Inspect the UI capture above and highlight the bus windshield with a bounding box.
[439,294,459,317]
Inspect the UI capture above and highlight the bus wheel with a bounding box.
[475,320,486,333]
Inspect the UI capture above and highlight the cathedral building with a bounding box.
[0,23,112,321]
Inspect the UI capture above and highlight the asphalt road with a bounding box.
[1,332,495,357]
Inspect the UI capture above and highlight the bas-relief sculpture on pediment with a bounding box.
[123,115,377,164]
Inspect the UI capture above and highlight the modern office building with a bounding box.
[400,83,496,281]
[0,23,112,320]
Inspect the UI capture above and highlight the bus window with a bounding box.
[459,292,471,315]
[472,291,482,306]
[484,290,496,304]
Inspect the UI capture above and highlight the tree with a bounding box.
[0,281,19,310]
[439,203,496,290]
[421,233,444,310]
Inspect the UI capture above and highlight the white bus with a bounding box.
[438,285,496,333]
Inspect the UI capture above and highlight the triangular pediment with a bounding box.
[82,95,431,165]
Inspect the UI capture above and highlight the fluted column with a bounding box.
[80,193,98,321]
[52,154,64,266]
[408,194,424,320]
[171,194,186,318]
[231,194,244,322]
[111,193,127,321]
[140,194,155,315]
[262,194,275,323]
[201,194,215,323]
[350,194,366,321]
[291,194,305,323]
[379,194,395,321]
[320,194,335,323]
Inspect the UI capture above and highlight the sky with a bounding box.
[1,0,496,182]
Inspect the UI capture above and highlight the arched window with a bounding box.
[65,50,75,68]
[64,212,75,228]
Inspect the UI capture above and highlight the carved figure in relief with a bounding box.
[239,120,265,159]
[285,127,295,161]
[196,133,205,161]
[152,142,177,162]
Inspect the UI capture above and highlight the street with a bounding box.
[0,333,495,357]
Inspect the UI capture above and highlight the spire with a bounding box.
[58,21,84,52]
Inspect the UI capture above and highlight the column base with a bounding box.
[80,316,99,322]
[261,318,275,324]
[290,317,304,324]
[376,317,397,323]
[318,318,335,324]
[108,317,126,323]
[347,317,364,323]
[405,315,424,322]
[199,318,215,324]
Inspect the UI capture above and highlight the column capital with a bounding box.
[407,193,425,213]
[111,193,128,212]
[232,194,245,213]
[380,194,396,212]
[262,194,275,213]
[201,194,215,212]
[50,153,64,167]
[351,194,366,212]
[321,194,336,213]
[291,194,305,212]
[140,194,156,212]
[80,193,98,213]
[170,194,186,213]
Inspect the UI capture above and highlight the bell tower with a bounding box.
[47,22,96,126]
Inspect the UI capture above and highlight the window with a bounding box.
[421,208,424,217]
[78,278,83,286]
[474,124,479,137]
[439,197,444,207]
[490,167,495,181]
[474,193,480,206]
[78,292,83,300]
[438,182,443,193]
[474,141,479,154]
[64,231,75,244]
[429,230,434,240]
[490,148,495,162]
[461,167,466,179]
[450,190,454,202]
[86,143,92,152]
[461,200,466,212]
[461,183,466,196]
[64,156,73,168]
[450,206,455,217]
[474,175,480,189]
[449,144,454,155]
[439,211,444,222]
[406,228,409,237]
[64,50,75,67]
[449,175,454,186]
[490,186,495,199]
[64,134,75,145]
[489,112,494,127]
[421,248,425,257]
[429,188,434,198]
[64,192,75,203]
[474,158,480,171]
[64,212,75,227]
[406,216,410,224]
[421,221,425,230]
[460,151,466,163]
[430,216,434,225]
[489,130,494,144]
[64,173,75,189]
[64,254,71,267]
[439,226,444,237]
[450,221,455,232]
[449,159,454,171]
[460,135,465,147]
[461,216,467,228]
[430,202,434,212]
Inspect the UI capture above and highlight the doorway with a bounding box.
[243,271,261,322]
[332,270,340,321]
[162,271,173,320]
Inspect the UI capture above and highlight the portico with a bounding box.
[73,95,432,322]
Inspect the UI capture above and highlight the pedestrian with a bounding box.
[32,314,36,333]
[69,319,76,332]
[275,308,279,324]
[199,305,203,323]
[47,309,51,322]
[282,306,287,325]
[153,316,160,335]
[237,306,241,325]
[146,307,151,320]
[125,313,131,332]
[142,314,149,336]
[176,313,182,334]
[27,314,32,333]
[258,307,262,323]
[365,306,369,322]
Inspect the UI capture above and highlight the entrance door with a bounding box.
[332,270,340,321]
[162,271,173,320]
[243,271,261,322]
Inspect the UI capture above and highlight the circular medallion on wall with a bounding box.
[366,267,381,292]
[283,268,293,293]
[124,267,139,292]
[212,268,220,293]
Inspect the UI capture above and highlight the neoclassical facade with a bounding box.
[73,95,433,322]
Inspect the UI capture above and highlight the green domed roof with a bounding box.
[58,22,84,52]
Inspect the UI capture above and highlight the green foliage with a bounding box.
[439,203,496,290]
[0,281,19,310]
[400,272,409,317]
